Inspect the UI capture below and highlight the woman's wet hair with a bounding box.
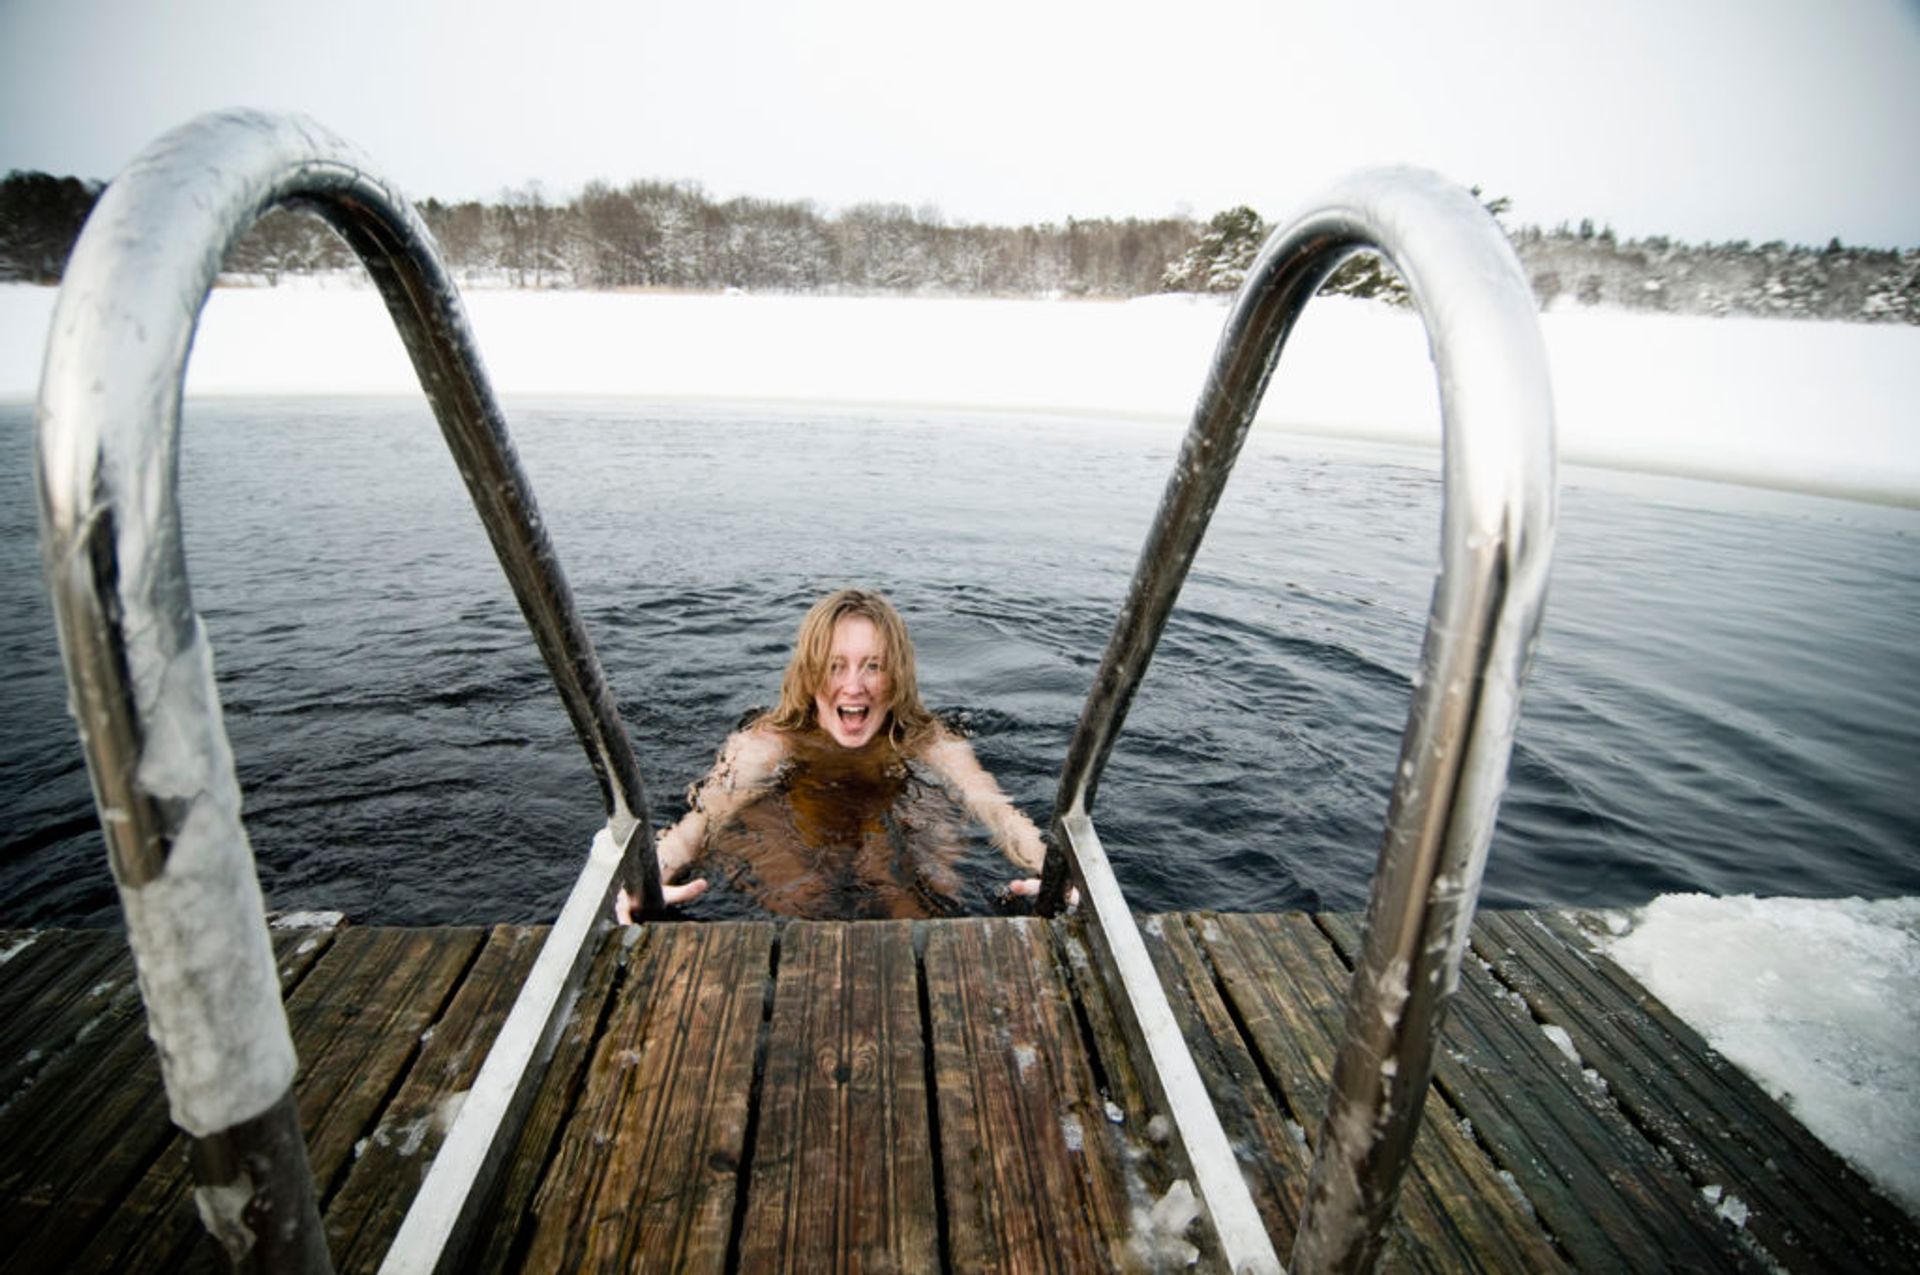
[762,588,938,749]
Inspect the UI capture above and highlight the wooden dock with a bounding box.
[3,911,1915,1272]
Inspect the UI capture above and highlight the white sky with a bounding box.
[2,0,1917,247]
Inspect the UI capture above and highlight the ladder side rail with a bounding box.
[1038,205,1337,1275]
[34,109,659,1274]
[1043,223,1330,858]
[307,181,656,905]
[1041,169,1556,1274]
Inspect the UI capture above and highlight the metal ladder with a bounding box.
[34,110,1553,1274]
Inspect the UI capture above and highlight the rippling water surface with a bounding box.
[2,399,1915,926]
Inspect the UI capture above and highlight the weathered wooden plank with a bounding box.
[1042,916,1204,1265]
[924,916,1140,1273]
[738,919,937,1272]
[0,928,131,1103]
[468,924,631,1275]
[67,926,482,1274]
[1046,917,1156,1125]
[0,925,339,1275]
[293,928,490,1194]
[270,922,343,985]
[323,924,549,1271]
[0,930,76,1014]
[1136,913,1308,1248]
[1321,911,1750,1272]
[519,921,772,1272]
[1483,909,1920,1273]
[0,932,145,1181]
[1198,912,1567,1273]
[5,910,1908,1275]
[1202,912,1347,1131]
[0,979,176,1275]
[0,929,121,1024]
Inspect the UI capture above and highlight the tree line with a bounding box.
[2,167,1914,323]
[1161,199,1920,324]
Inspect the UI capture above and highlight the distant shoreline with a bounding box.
[8,166,1913,324]
[4,283,1916,506]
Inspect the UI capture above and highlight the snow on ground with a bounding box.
[4,281,1918,505]
[1597,895,1920,1219]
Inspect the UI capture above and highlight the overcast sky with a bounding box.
[3,0,1916,247]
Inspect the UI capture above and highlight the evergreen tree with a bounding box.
[0,170,100,282]
[1160,206,1265,293]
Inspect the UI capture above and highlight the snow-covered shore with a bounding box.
[4,282,1918,505]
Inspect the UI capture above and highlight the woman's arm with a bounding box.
[920,730,1046,875]
[615,723,787,921]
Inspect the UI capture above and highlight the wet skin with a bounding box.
[704,730,970,919]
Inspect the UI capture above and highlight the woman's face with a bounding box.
[814,615,891,749]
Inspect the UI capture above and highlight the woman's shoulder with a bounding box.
[914,721,982,772]
[715,717,791,783]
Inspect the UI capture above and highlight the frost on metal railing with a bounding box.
[1041,168,1556,1273]
[35,110,661,1273]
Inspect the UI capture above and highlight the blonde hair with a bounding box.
[762,589,938,751]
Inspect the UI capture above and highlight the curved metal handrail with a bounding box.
[36,110,664,1272]
[1040,169,1556,1273]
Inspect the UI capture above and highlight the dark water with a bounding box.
[2,399,1916,927]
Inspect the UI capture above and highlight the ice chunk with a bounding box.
[1540,1023,1580,1066]
[1127,1179,1201,1268]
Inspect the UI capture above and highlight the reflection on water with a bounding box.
[702,733,971,919]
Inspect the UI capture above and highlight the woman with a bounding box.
[615,588,1051,921]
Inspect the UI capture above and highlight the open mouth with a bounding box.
[835,705,871,727]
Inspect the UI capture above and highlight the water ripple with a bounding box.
[3,400,1916,924]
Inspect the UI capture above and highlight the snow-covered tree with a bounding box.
[1160,206,1265,293]
[5,164,1913,321]
[0,170,100,282]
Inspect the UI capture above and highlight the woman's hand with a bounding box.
[620,725,781,926]
[613,877,710,924]
[1007,878,1080,909]
[668,877,710,905]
